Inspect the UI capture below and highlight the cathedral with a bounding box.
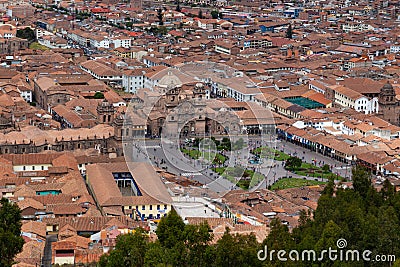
[130,72,242,138]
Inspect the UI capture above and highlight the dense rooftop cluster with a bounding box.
[1,0,400,265]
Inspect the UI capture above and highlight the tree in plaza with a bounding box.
[285,156,302,171]
[322,164,330,173]
[233,138,244,151]
[0,198,24,267]
[286,24,293,39]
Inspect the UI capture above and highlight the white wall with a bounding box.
[13,164,52,172]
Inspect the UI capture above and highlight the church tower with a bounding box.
[193,83,207,99]
[97,99,115,124]
[378,82,399,125]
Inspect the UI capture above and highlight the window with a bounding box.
[157,205,160,210]
[32,166,35,170]
[142,205,145,210]
[149,205,152,210]
[23,166,26,171]
[164,205,167,209]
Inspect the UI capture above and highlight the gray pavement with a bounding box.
[127,139,239,194]
[127,136,352,194]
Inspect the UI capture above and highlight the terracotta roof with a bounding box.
[81,60,122,77]
[17,198,45,211]
[21,221,46,238]
[0,124,114,145]
[42,216,142,232]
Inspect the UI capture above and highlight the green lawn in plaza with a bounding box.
[181,148,226,164]
[212,167,265,190]
[252,146,290,161]
[270,178,326,190]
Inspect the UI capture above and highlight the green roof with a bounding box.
[285,97,325,109]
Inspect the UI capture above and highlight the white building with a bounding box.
[110,37,132,49]
[390,44,400,54]
[90,36,110,49]
[20,88,33,103]
[329,84,375,114]
[122,69,145,93]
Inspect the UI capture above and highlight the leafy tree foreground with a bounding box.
[0,198,24,267]
[100,166,400,266]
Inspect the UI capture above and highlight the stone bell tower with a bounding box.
[97,99,115,125]
[378,82,400,125]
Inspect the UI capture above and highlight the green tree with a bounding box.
[285,156,302,171]
[376,206,400,257]
[322,164,330,173]
[352,165,372,199]
[233,138,244,150]
[211,10,219,19]
[159,26,168,35]
[262,218,295,266]
[184,222,214,266]
[381,179,395,201]
[143,242,168,267]
[214,228,262,267]
[315,220,342,248]
[94,92,104,99]
[99,228,148,267]
[0,198,24,267]
[156,209,185,249]
[286,24,293,39]
[16,27,35,42]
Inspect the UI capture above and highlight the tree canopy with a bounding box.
[93,92,104,99]
[285,156,302,171]
[0,198,24,267]
[16,28,35,42]
[99,209,261,267]
[210,10,223,19]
